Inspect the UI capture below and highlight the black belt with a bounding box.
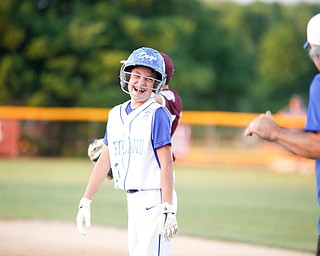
[126,189,140,194]
[126,188,159,194]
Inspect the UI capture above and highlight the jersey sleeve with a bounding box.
[305,74,320,132]
[152,107,172,149]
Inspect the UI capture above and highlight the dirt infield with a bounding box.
[0,219,314,256]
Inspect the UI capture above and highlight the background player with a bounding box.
[77,47,178,256]
[153,52,182,161]
[244,13,320,255]
[278,94,306,117]
[153,52,182,137]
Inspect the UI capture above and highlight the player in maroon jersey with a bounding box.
[153,52,182,161]
[155,52,182,138]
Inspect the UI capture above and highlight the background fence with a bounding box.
[0,106,312,173]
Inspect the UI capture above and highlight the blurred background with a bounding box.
[1,1,320,254]
[0,0,318,173]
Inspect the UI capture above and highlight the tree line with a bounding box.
[0,0,319,113]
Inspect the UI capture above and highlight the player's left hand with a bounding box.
[160,202,178,241]
[76,197,92,236]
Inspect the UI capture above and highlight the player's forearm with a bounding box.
[273,129,320,159]
[157,146,174,204]
[84,165,108,199]
[84,147,111,199]
[161,167,174,204]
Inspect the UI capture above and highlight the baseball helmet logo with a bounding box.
[137,51,158,62]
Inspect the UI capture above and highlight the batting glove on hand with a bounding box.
[160,202,178,241]
[76,197,92,236]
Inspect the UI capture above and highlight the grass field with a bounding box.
[0,157,317,253]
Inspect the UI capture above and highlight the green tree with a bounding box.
[0,0,319,111]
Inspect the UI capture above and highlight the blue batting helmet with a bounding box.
[119,47,166,97]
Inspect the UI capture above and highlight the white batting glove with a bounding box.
[160,202,179,241]
[76,197,92,236]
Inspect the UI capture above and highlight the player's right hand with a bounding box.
[76,197,92,236]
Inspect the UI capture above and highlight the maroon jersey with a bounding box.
[160,89,182,136]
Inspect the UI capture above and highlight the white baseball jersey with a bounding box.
[105,99,172,191]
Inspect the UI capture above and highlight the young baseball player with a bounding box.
[88,52,182,165]
[76,47,178,256]
[244,13,320,255]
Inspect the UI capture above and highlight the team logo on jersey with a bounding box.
[112,138,144,156]
[143,109,152,120]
